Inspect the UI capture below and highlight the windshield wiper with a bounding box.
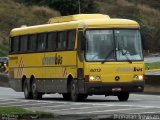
[101,50,114,64]
[117,49,132,64]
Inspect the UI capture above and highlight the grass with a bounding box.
[0,107,54,119]
[145,62,160,70]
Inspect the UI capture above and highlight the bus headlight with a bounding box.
[89,76,101,81]
[90,76,95,80]
[133,75,143,80]
[95,76,101,81]
[138,75,143,80]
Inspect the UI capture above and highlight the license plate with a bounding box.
[112,88,122,92]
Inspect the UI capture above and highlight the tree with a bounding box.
[22,0,99,15]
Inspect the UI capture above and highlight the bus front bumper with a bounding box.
[83,81,144,95]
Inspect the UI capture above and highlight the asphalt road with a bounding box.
[0,57,159,119]
[144,57,160,63]
[1,87,160,120]
[145,71,160,75]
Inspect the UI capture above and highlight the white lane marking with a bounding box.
[0,99,14,102]
[0,98,72,105]
[1,99,160,109]
[63,102,160,109]
[0,101,29,105]
[0,102,51,107]
[47,105,131,112]
[29,103,135,110]
[131,112,157,114]
[1,97,160,110]
[72,107,153,114]
[129,110,160,114]
[27,103,90,109]
[28,104,72,109]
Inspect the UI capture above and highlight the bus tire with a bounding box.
[117,92,129,101]
[71,80,80,102]
[23,80,33,99]
[80,94,88,100]
[31,79,43,100]
[62,93,71,100]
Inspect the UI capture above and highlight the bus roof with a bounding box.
[48,14,110,23]
[10,14,139,37]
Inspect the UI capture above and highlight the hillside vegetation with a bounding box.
[98,0,160,52]
[0,0,160,56]
[0,0,60,56]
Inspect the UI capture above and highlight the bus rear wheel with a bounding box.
[23,80,33,99]
[117,92,129,101]
[31,79,43,100]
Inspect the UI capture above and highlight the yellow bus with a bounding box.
[9,14,144,101]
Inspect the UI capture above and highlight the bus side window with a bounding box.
[12,36,19,53]
[19,35,28,53]
[67,30,76,50]
[46,32,57,51]
[57,31,67,50]
[28,35,37,52]
[37,33,47,51]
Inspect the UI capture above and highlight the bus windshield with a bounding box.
[85,29,143,62]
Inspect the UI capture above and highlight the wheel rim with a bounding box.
[32,82,37,97]
[24,83,28,97]
[71,83,76,97]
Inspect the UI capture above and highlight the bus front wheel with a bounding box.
[117,92,129,101]
[31,79,43,100]
[71,80,80,101]
[23,80,33,99]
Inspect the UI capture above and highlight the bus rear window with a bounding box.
[10,36,19,53]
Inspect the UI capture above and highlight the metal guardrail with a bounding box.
[145,69,160,72]
[145,75,160,85]
[145,69,160,76]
